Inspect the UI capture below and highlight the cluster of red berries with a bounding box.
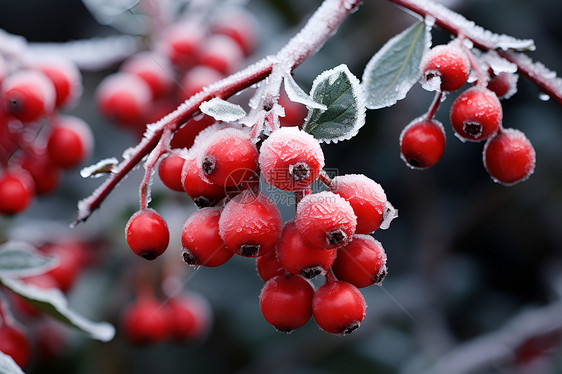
[125,118,394,335]
[121,292,210,346]
[0,240,94,368]
[0,48,92,216]
[96,6,257,142]
[400,41,536,186]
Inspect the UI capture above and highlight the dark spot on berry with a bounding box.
[463,121,482,138]
[327,229,347,246]
[140,250,158,261]
[7,97,23,115]
[373,266,387,284]
[289,162,310,181]
[201,156,216,175]
[239,244,260,257]
[408,158,421,168]
[193,196,215,208]
[301,266,323,279]
[182,251,198,266]
[342,321,360,335]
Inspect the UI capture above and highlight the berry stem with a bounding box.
[425,91,443,121]
[139,128,171,210]
[325,268,336,284]
[75,0,362,225]
[318,170,333,186]
[386,0,562,104]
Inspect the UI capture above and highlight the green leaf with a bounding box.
[0,351,25,374]
[303,64,366,143]
[0,242,57,278]
[362,21,431,109]
[0,277,115,342]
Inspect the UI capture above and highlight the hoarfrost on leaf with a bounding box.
[200,97,247,122]
[303,64,366,144]
[0,242,58,278]
[0,277,115,342]
[283,73,327,110]
[80,157,118,178]
[362,21,430,109]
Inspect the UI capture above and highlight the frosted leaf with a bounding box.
[283,73,327,110]
[29,35,139,71]
[303,64,366,143]
[380,201,398,230]
[200,97,247,122]
[0,352,24,374]
[362,21,430,109]
[82,0,147,34]
[0,277,115,342]
[80,157,118,178]
[0,242,58,278]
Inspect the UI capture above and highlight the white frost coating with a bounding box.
[307,64,367,144]
[480,50,517,74]
[380,201,398,230]
[398,0,535,51]
[0,241,59,278]
[200,97,247,122]
[421,75,442,92]
[505,51,562,100]
[29,35,139,71]
[0,277,115,342]
[80,157,119,178]
[0,351,25,374]
[283,73,327,110]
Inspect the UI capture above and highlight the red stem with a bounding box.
[425,91,442,121]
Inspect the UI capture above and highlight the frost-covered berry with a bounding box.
[1,70,56,123]
[33,57,82,108]
[158,153,185,192]
[400,118,446,169]
[125,209,169,260]
[420,43,470,92]
[159,22,204,70]
[198,127,258,187]
[332,235,387,288]
[182,153,227,208]
[170,115,216,150]
[259,127,325,192]
[483,128,536,185]
[196,34,244,75]
[276,221,337,279]
[122,52,174,99]
[178,66,224,102]
[487,71,518,100]
[295,191,357,249]
[210,7,258,56]
[450,87,502,142]
[259,274,314,332]
[329,175,386,234]
[96,73,152,126]
[181,207,233,267]
[46,115,93,169]
[219,191,282,257]
[312,280,366,335]
[0,168,35,215]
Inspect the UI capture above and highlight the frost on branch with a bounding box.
[303,64,366,144]
[362,21,430,110]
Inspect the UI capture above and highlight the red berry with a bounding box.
[158,152,185,192]
[259,274,314,332]
[332,235,387,288]
[487,71,518,99]
[259,127,325,192]
[160,23,204,70]
[20,148,61,195]
[399,118,446,169]
[181,207,233,267]
[0,168,34,215]
[329,174,388,234]
[295,191,357,249]
[483,128,536,185]
[256,248,285,282]
[33,57,82,108]
[167,294,211,341]
[125,209,169,260]
[182,153,227,208]
[0,323,31,369]
[276,221,337,279]
[170,115,216,149]
[420,43,470,92]
[178,66,224,102]
[122,296,169,345]
[196,35,244,75]
[210,7,257,56]
[122,52,174,99]
[1,70,55,123]
[312,280,366,335]
[279,91,308,128]
[40,241,83,293]
[96,73,152,126]
[198,128,258,187]
[450,87,502,142]
[219,191,282,257]
[46,115,93,169]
